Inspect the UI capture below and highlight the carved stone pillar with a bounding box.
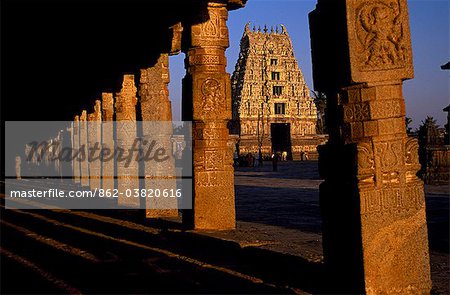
[140,54,178,218]
[88,100,102,190]
[64,124,73,179]
[15,156,21,180]
[182,2,235,230]
[310,0,432,293]
[79,110,89,187]
[56,131,62,178]
[115,75,139,207]
[102,93,114,192]
[73,116,81,183]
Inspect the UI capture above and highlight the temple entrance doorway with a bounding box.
[271,123,292,160]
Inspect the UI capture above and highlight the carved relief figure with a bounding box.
[202,78,224,113]
[357,0,406,68]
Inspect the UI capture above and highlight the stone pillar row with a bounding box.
[22,127,67,178]
[30,3,239,231]
[68,70,179,218]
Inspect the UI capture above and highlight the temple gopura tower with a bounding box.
[231,23,326,159]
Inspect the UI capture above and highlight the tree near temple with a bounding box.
[418,116,440,146]
[312,91,327,134]
[405,117,413,135]
[417,116,440,176]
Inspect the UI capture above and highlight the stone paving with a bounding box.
[1,160,448,293]
[235,161,323,233]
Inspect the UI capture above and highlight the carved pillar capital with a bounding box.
[170,22,183,55]
[80,110,87,122]
[115,74,137,120]
[187,2,229,75]
[101,93,114,121]
[140,54,171,121]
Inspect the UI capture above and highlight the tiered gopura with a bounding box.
[140,53,178,218]
[115,75,139,207]
[101,92,115,192]
[310,0,431,293]
[88,100,102,190]
[79,110,89,187]
[231,23,323,159]
[182,2,236,229]
[73,115,81,183]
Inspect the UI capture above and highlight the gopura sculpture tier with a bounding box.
[231,23,325,159]
[310,0,431,293]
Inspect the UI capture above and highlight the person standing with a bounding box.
[272,153,278,172]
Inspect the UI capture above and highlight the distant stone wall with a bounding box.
[424,146,450,185]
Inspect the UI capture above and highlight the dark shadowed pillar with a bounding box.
[309,0,432,293]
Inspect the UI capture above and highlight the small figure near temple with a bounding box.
[281,151,288,161]
[271,153,278,172]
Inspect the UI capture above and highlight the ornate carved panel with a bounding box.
[346,0,414,83]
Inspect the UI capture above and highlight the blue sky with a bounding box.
[169,0,449,129]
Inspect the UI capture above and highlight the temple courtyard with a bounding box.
[1,161,448,294]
